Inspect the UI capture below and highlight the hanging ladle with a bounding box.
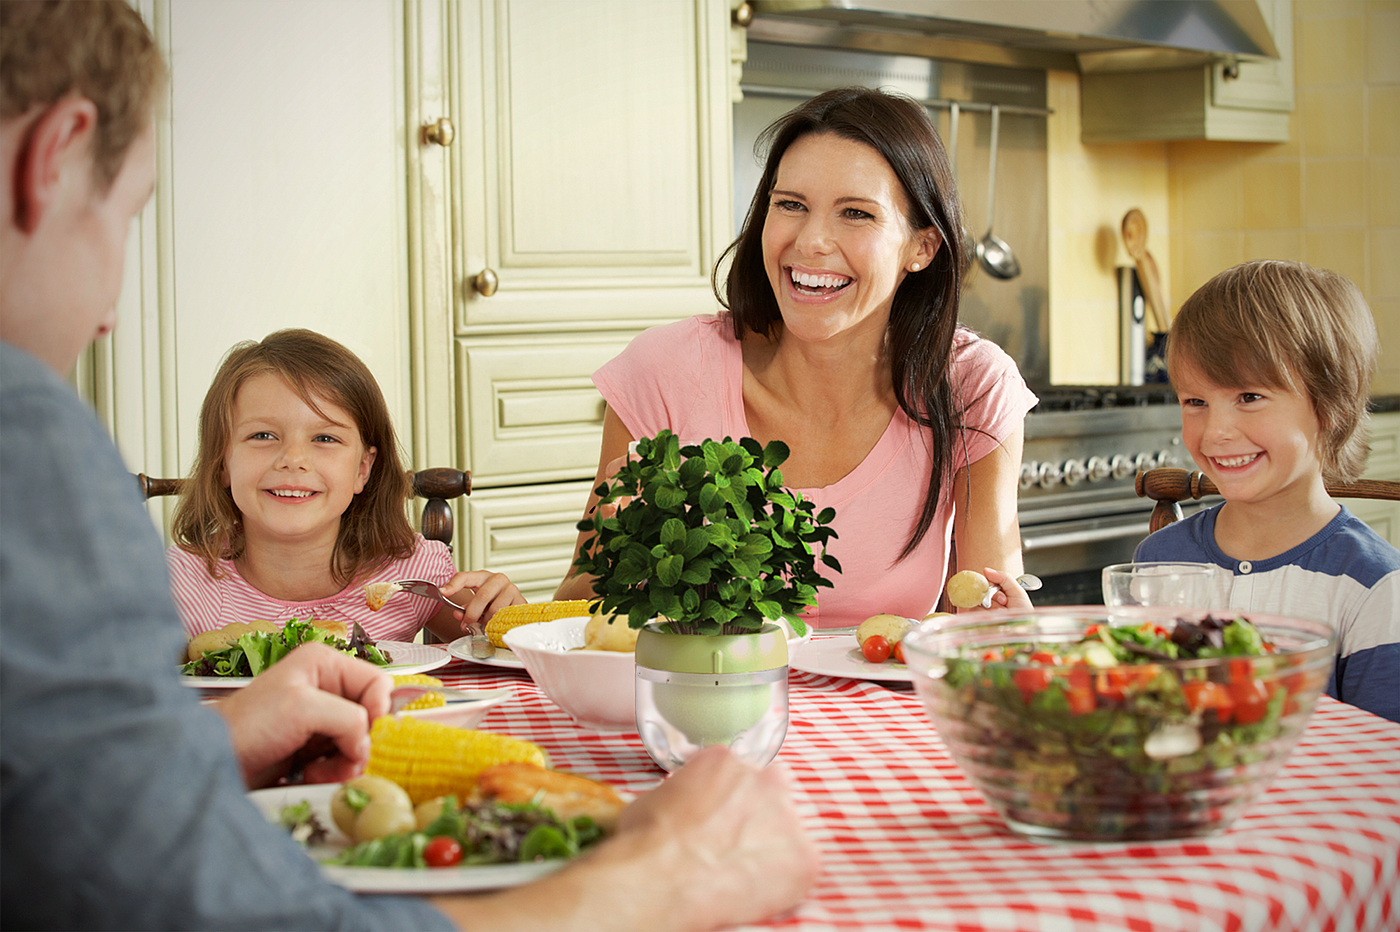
[974,104,1021,280]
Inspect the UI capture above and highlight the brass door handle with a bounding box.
[732,3,753,27]
[473,269,499,297]
[423,117,455,147]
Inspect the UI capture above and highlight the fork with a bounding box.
[392,579,495,658]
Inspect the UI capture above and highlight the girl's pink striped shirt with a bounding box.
[166,536,457,643]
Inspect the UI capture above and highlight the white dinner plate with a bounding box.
[791,636,914,683]
[446,635,526,670]
[248,784,563,893]
[181,640,452,690]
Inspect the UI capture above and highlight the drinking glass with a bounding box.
[1102,562,1219,609]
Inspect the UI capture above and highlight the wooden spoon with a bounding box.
[1121,208,1169,333]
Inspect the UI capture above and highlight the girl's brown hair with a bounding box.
[715,86,969,560]
[172,329,416,586]
[1166,260,1379,482]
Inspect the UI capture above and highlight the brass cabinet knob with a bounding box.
[423,117,455,147]
[732,2,753,27]
[473,268,499,297]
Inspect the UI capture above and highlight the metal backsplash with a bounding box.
[735,42,1049,386]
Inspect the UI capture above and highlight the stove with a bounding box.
[1016,386,1208,605]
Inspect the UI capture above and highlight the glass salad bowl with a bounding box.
[901,606,1335,843]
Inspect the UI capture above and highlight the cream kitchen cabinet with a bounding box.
[1352,410,1400,546]
[407,0,737,591]
[1080,0,1293,144]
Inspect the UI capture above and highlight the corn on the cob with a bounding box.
[391,673,445,710]
[485,600,593,648]
[366,715,549,805]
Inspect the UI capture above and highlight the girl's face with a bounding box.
[1173,360,1324,509]
[761,133,937,346]
[222,372,376,551]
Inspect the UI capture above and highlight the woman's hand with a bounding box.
[439,570,526,632]
[215,642,392,790]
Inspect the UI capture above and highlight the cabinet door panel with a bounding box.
[453,0,730,327]
[465,481,594,602]
[457,333,637,485]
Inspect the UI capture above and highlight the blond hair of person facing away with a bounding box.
[558,87,1040,620]
[166,328,524,644]
[0,2,819,929]
[1133,259,1399,722]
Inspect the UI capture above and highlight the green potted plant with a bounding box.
[572,430,839,770]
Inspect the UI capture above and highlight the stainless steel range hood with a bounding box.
[747,0,1280,73]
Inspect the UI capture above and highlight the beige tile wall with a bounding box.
[1167,0,1399,393]
[1046,70,1170,384]
[1048,0,1398,393]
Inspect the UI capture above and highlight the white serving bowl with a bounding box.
[505,615,812,734]
[505,616,637,732]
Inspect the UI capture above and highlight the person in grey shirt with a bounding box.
[0,3,819,930]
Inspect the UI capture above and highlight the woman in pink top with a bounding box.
[558,88,1037,629]
[166,329,523,644]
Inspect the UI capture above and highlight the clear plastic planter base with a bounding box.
[635,665,789,773]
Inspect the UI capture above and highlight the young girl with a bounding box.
[1134,260,1399,722]
[167,329,523,644]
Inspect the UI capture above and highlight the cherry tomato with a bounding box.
[1063,667,1096,715]
[1230,676,1271,725]
[1095,664,1159,702]
[423,835,463,868]
[891,641,905,665]
[861,635,892,664]
[1183,679,1234,723]
[1014,666,1054,701]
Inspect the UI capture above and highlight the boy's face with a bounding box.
[1172,360,1325,509]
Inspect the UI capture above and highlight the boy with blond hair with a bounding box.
[1134,260,1398,723]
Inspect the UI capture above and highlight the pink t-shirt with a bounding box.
[593,313,1037,629]
[166,535,457,643]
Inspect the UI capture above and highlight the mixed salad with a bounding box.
[280,794,606,869]
[182,617,393,678]
[931,614,1327,836]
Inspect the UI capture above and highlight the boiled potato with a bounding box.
[946,570,991,608]
[583,610,639,652]
[331,775,414,843]
[856,613,913,648]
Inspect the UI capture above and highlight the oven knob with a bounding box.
[1110,454,1133,480]
[1156,448,1178,468]
[1134,452,1154,473]
[1062,459,1088,486]
[1037,461,1064,489]
[1019,461,1038,490]
[1086,456,1112,482]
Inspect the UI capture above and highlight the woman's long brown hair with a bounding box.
[172,329,415,587]
[715,86,970,560]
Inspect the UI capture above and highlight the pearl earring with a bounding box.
[910,263,921,272]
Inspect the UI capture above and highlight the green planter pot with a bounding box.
[634,621,790,772]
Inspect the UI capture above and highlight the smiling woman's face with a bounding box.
[760,132,936,347]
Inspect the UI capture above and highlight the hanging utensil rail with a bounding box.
[739,84,1054,118]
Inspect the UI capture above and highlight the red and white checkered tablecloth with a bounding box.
[432,643,1400,932]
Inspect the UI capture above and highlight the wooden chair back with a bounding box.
[134,467,471,548]
[1136,466,1400,534]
